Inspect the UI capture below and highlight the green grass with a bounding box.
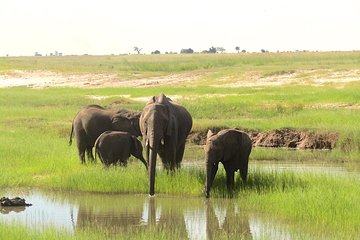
[1,52,360,82]
[1,52,360,238]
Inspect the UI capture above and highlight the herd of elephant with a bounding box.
[69,93,252,198]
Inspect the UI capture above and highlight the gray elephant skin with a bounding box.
[140,93,193,196]
[204,129,252,198]
[94,131,147,169]
[69,105,141,164]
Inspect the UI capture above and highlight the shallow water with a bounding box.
[1,189,295,239]
[1,162,359,239]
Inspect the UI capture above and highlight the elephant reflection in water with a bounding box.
[205,201,252,240]
[74,196,187,238]
[142,198,188,238]
[75,197,147,235]
[183,200,252,240]
[74,196,251,239]
[0,206,26,214]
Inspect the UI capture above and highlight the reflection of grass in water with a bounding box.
[0,223,193,240]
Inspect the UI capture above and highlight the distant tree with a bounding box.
[208,46,217,53]
[241,49,246,53]
[261,49,267,53]
[180,48,194,54]
[134,46,143,54]
[235,46,240,53]
[217,47,226,53]
[151,50,161,54]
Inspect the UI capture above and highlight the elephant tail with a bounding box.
[69,122,74,146]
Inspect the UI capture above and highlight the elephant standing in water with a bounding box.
[94,131,147,169]
[69,105,141,164]
[140,93,193,196]
[204,129,252,198]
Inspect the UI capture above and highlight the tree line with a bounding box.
[133,46,247,55]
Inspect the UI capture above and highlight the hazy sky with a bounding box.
[1,0,359,56]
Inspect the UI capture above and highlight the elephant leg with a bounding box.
[119,157,128,167]
[211,164,219,184]
[239,157,249,182]
[225,169,235,191]
[78,151,86,164]
[86,147,95,163]
[158,148,171,171]
[103,152,113,167]
[77,144,86,164]
[109,152,117,166]
[175,142,186,169]
[167,143,177,171]
[75,130,88,164]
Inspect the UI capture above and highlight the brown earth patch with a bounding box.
[0,70,203,88]
[1,69,360,88]
[188,128,338,150]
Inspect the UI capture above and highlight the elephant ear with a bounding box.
[206,130,215,141]
[130,136,143,158]
[111,112,132,132]
[146,96,157,105]
[157,93,173,104]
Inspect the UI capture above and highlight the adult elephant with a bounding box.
[140,93,193,196]
[204,129,252,198]
[69,105,141,164]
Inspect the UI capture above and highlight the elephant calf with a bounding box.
[94,131,147,169]
[204,129,252,198]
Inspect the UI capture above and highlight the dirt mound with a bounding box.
[188,128,338,150]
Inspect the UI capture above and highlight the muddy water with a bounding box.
[1,189,293,239]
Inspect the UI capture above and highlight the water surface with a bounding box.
[1,161,359,239]
[1,189,292,239]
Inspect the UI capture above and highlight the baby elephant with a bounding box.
[204,129,252,198]
[94,131,147,169]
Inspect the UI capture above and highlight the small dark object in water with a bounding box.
[0,197,32,207]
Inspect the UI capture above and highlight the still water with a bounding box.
[1,189,294,239]
[1,162,358,239]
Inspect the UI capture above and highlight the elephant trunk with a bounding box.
[148,146,157,196]
[205,155,218,198]
[140,156,148,171]
[147,129,161,196]
[205,162,212,198]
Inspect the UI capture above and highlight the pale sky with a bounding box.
[1,0,359,56]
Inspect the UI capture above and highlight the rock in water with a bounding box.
[0,197,32,206]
